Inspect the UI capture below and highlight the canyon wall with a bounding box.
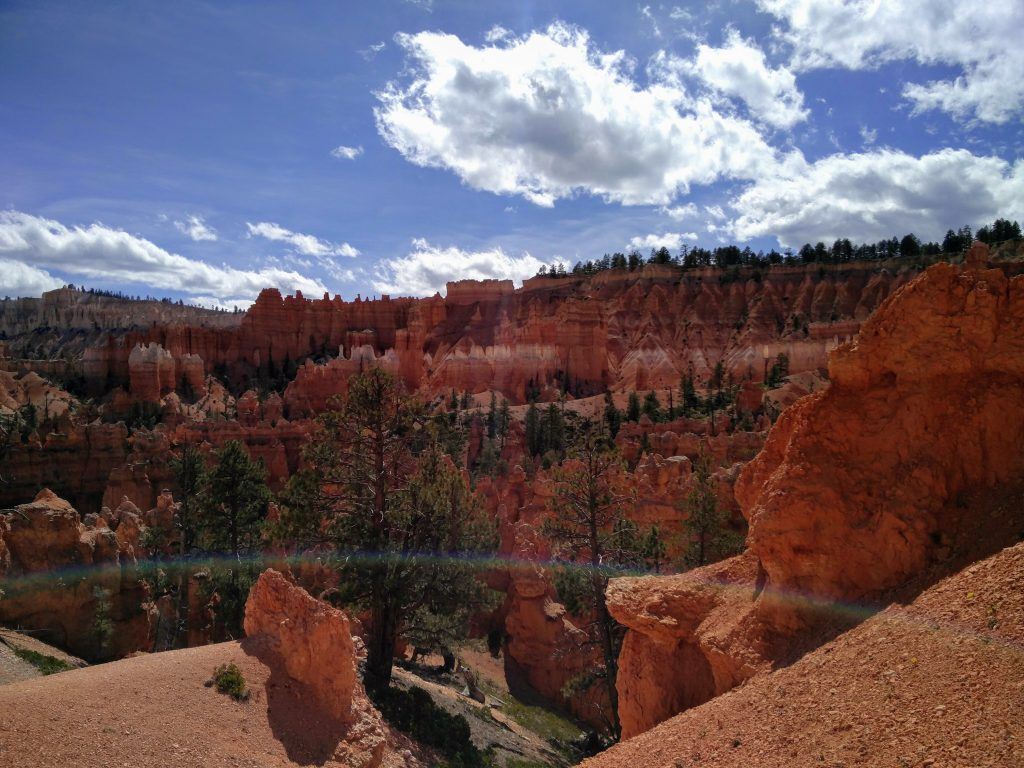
[0,489,157,660]
[59,263,919,405]
[607,248,1024,737]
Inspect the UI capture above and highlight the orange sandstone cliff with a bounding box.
[606,250,1024,738]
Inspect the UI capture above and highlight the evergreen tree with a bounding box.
[525,402,541,456]
[603,390,622,438]
[90,586,114,660]
[678,450,742,568]
[543,402,566,458]
[680,371,700,413]
[899,233,921,258]
[626,391,641,422]
[640,525,667,573]
[543,422,636,740]
[486,392,498,439]
[282,369,496,692]
[202,440,270,558]
[170,444,207,556]
[765,353,790,388]
[642,391,662,422]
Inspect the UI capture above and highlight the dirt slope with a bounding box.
[0,641,417,768]
[584,541,1024,768]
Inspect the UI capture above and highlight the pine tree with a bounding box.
[680,371,700,413]
[641,525,667,573]
[486,392,498,439]
[626,391,641,422]
[543,422,637,740]
[283,369,496,692]
[678,449,742,568]
[170,444,206,556]
[525,402,541,456]
[642,391,662,422]
[603,390,622,438]
[202,440,270,558]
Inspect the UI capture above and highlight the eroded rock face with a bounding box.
[608,554,769,738]
[65,263,909,404]
[740,255,1024,614]
[0,489,156,660]
[609,253,1024,737]
[243,569,386,768]
[244,569,359,721]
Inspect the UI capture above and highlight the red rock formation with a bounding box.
[243,569,387,767]
[584,541,1024,768]
[740,255,1024,615]
[0,489,156,660]
[128,342,176,402]
[607,252,1024,737]
[0,421,130,511]
[68,263,917,404]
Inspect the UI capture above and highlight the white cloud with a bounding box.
[402,0,432,10]
[0,258,63,297]
[330,144,364,160]
[374,23,776,207]
[859,125,877,145]
[484,26,512,44]
[686,29,807,128]
[173,214,218,242]
[189,296,256,311]
[246,221,359,257]
[705,204,727,220]
[373,238,561,296]
[359,42,386,61]
[660,202,699,220]
[640,5,662,38]
[730,148,1024,246]
[759,0,1024,123]
[0,210,328,301]
[628,231,698,251]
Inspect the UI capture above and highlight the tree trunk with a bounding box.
[594,576,622,740]
[365,592,399,695]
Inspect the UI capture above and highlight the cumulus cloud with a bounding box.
[330,144,364,160]
[374,23,776,207]
[759,0,1024,123]
[660,203,699,220]
[174,214,218,242]
[373,238,561,296]
[729,148,1024,246]
[628,231,698,251]
[0,210,327,300]
[0,258,64,297]
[246,221,359,257]
[685,30,807,128]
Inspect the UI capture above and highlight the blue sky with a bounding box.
[1,0,1022,306]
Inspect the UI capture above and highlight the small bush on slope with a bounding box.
[13,648,74,675]
[206,662,249,701]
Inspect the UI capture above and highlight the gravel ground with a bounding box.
[0,641,416,768]
[583,542,1024,768]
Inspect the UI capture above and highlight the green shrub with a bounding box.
[374,686,484,767]
[13,648,74,675]
[208,662,249,701]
